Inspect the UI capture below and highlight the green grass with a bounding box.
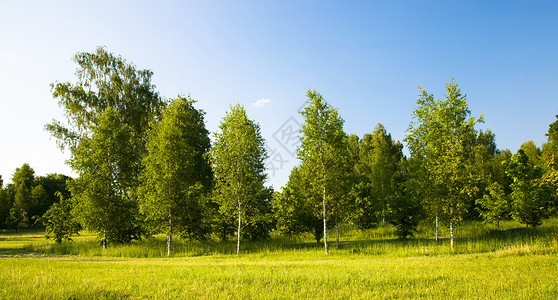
[1,219,558,299]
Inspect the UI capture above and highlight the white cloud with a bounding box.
[252,98,272,108]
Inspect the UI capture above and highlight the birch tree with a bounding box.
[139,96,212,255]
[46,47,164,246]
[210,104,270,255]
[69,107,142,248]
[298,89,347,254]
[405,79,481,248]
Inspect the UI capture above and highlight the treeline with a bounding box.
[0,167,71,232]
[3,47,558,256]
[278,83,558,254]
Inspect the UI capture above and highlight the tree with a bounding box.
[274,166,326,243]
[351,124,403,228]
[139,96,212,255]
[0,176,10,228]
[34,174,72,212]
[9,207,27,233]
[468,129,499,220]
[506,149,551,237]
[405,79,481,248]
[542,114,558,170]
[520,141,542,168]
[298,89,347,254]
[46,47,163,153]
[210,104,271,255]
[541,115,558,215]
[46,47,164,247]
[476,182,510,228]
[9,164,36,229]
[386,161,423,239]
[346,134,382,231]
[39,192,79,244]
[69,107,143,248]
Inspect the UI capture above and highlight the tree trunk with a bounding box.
[103,229,107,250]
[435,213,439,243]
[323,184,328,255]
[167,208,172,256]
[381,182,385,226]
[525,220,529,239]
[335,203,339,250]
[237,202,242,256]
[450,221,454,249]
[449,205,454,249]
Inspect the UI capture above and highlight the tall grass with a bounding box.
[9,217,558,259]
[2,220,558,298]
[1,248,557,299]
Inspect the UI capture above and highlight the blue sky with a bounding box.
[1,1,558,189]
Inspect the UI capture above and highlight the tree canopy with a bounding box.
[405,79,482,248]
[139,95,212,255]
[210,104,272,255]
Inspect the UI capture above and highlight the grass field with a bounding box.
[1,219,557,299]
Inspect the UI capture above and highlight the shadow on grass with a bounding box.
[4,220,558,258]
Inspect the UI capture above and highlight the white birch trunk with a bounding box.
[450,221,454,249]
[103,229,107,250]
[167,208,172,256]
[449,203,454,249]
[323,185,328,255]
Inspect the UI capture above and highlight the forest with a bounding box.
[1,47,557,257]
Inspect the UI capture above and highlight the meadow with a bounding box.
[1,219,558,299]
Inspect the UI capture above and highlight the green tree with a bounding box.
[69,107,143,248]
[506,149,551,237]
[46,47,164,247]
[346,134,382,231]
[468,129,499,220]
[298,89,347,254]
[139,96,212,255]
[12,164,35,189]
[476,182,510,228]
[405,79,481,248]
[34,174,72,210]
[0,176,10,228]
[9,207,27,233]
[542,114,558,170]
[352,124,403,228]
[46,47,163,153]
[274,166,325,243]
[210,104,271,255]
[541,115,558,215]
[39,192,79,244]
[520,141,542,168]
[9,164,36,229]
[29,185,48,221]
[386,161,423,239]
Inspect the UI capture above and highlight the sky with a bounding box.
[1,1,558,189]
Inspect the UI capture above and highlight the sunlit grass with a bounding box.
[1,218,558,298]
[2,217,557,258]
